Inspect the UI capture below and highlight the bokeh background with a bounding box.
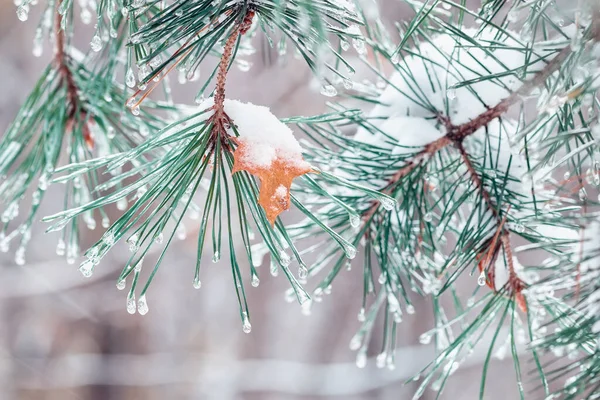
[0,1,525,399]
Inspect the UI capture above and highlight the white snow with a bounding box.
[354,28,546,153]
[274,185,287,198]
[198,98,310,170]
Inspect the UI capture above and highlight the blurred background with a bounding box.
[0,1,523,399]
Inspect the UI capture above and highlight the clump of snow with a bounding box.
[358,116,445,155]
[354,28,545,152]
[274,184,287,199]
[198,97,309,170]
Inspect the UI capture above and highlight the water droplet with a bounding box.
[380,197,396,210]
[320,85,337,97]
[56,238,66,255]
[270,262,279,277]
[15,246,26,265]
[193,277,201,289]
[251,274,260,287]
[344,243,356,259]
[242,312,252,333]
[154,233,164,244]
[116,279,126,290]
[212,251,220,263]
[117,198,128,210]
[357,307,366,321]
[16,5,28,21]
[90,35,103,52]
[349,213,360,228]
[125,68,136,88]
[279,250,291,266]
[515,223,525,233]
[298,265,308,279]
[406,305,415,314]
[127,295,136,314]
[419,333,431,344]
[355,350,367,368]
[349,334,362,350]
[477,271,487,286]
[137,295,149,315]
[79,259,94,277]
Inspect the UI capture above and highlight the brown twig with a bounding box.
[359,18,600,301]
[54,1,79,118]
[213,10,255,120]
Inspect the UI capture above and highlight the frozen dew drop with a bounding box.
[79,259,94,277]
[423,212,432,222]
[579,187,588,201]
[320,84,337,97]
[270,262,279,277]
[349,334,362,350]
[406,304,415,314]
[212,251,220,263]
[102,232,115,246]
[125,68,136,88]
[419,333,431,344]
[355,350,367,368]
[90,35,103,52]
[137,295,149,315]
[56,238,66,255]
[242,312,252,333]
[126,295,136,314]
[376,352,387,368]
[343,243,357,259]
[131,106,140,116]
[515,223,525,233]
[116,198,128,210]
[477,271,487,286]
[446,88,457,100]
[0,236,9,253]
[116,279,126,290]
[154,232,164,244]
[349,212,360,228]
[16,5,28,21]
[177,225,187,240]
[357,307,366,322]
[380,197,396,210]
[298,265,308,280]
[101,216,110,229]
[279,250,291,267]
[251,274,260,287]
[32,34,43,57]
[193,276,201,289]
[15,246,26,265]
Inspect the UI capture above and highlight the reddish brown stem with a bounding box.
[213,11,255,119]
[54,1,79,117]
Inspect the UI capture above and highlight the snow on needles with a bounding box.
[198,98,310,170]
[354,28,544,150]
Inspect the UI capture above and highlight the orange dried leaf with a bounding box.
[232,139,311,225]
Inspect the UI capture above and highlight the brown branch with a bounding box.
[357,19,600,303]
[55,1,79,118]
[213,10,255,120]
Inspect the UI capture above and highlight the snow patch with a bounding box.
[197,97,310,170]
